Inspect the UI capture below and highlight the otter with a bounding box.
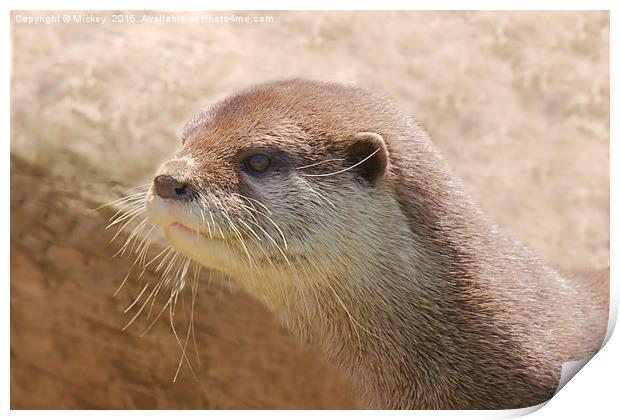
[144,79,608,409]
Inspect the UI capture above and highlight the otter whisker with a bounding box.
[114,217,149,257]
[108,209,146,243]
[240,202,288,250]
[123,282,151,314]
[132,225,155,256]
[133,226,155,268]
[208,210,217,239]
[174,256,191,295]
[107,207,145,238]
[240,195,273,215]
[299,177,336,210]
[157,251,182,289]
[173,282,182,316]
[144,246,174,270]
[173,304,196,383]
[109,189,148,205]
[222,210,256,269]
[236,218,262,242]
[123,183,151,191]
[107,208,144,238]
[153,248,177,273]
[107,199,147,228]
[122,282,162,331]
[115,251,149,297]
[295,157,345,170]
[192,191,215,241]
[238,204,261,224]
[109,183,150,197]
[92,187,148,212]
[203,210,224,238]
[301,147,381,178]
[197,206,212,239]
[144,271,179,325]
[216,224,225,241]
[143,278,175,331]
[145,251,182,320]
[123,217,155,259]
[247,219,291,266]
[101,198,146,221]
[190,261,202,366]
[140,287,176,336]
[107,199,144,220]
[114,266,137,297]
[109,219,147,261]
[114,232,151,296]
[169,295,198,383]
[252,209,288,250]
[191,190,219,240]
[117,183,150,196]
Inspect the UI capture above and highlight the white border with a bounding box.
[4,1,617,419]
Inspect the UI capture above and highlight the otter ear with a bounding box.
[346,132,388,184]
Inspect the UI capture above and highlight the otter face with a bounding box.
[146,82,392,295]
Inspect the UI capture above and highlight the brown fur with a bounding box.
[149,79,609,409]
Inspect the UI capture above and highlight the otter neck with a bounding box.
[235,192,462,408]
[273,243,469,408]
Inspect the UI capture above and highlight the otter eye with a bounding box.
[244,154,270,174]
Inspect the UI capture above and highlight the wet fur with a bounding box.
[151,79,609,409]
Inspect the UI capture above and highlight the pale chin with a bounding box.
[165,224,240,275]
[146,192,242,277]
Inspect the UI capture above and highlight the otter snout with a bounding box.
[153,174,189,200]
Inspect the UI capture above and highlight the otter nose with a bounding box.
[153,175,189,200]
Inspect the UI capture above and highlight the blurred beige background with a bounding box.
[10,11,609,409]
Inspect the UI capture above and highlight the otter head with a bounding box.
[146,80,409,311]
